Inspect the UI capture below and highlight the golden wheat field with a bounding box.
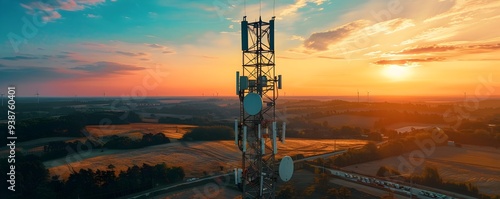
[44,123,367,181]
[85,123,197,139]
[343,145,500,195]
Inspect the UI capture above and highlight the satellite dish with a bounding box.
[243,93,262,115]
[279,156,294,182]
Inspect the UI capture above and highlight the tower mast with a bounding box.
[235,15,285,199]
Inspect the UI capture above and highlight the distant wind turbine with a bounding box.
[357,90,360,103]
[35,90,40,104]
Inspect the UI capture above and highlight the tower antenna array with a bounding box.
[234,14,291,199]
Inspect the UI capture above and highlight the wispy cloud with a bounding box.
[0,66,72,84]
[396,43,500,55]
[280,0,327,16]
[115,51,146,57]
[373,57,445,65]
[86,14,101,18]
[145,43,175,54]
[303,20,369,51]
[1,55,39,60]
[317,55,344,60]
[1,53,70,60]
[146,43,167,49]
[71,61,144,74]
[20,0,106,22]
[290,35,305,41]
[397,45,457,55]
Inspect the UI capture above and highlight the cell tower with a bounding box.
[234,16,292,199]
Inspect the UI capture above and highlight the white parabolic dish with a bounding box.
[279,156,294,182]
[243,93,262,115]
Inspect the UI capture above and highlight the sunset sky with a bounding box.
[0,0,499,97]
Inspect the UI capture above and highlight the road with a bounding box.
[317,165,477,199]
[330,178,408,199]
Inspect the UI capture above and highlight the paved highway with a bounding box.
[314,165,477,199]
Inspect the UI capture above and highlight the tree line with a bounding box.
[323,130,447,167]
[39,133,171,161]
[0,111,141,143]
[378,166,498,199]
[104,133,170,149]
[181,126,234,141]
[0,154,185,199]
[158,116,232,126]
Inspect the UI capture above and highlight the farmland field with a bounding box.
[44,123,367,180]
[312,115,378,128]
[46,138,367,180]
[86,123,197,139]
[343,145,500,195]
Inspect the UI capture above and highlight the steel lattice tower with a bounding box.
[235,16,282,199]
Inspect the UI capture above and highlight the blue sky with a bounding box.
[0,0,499,97]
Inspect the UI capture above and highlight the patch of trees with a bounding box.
[181,126,234,141]
[0,111,141,143]
[370,110,444,128]
[52,163,184,199]
[0,154,50,199]
[376,166,400,177]
[329,142,380,167]
[446,128,499,148]
[150,101,239,120]
[83,111,141,125]
[326,130,448,167]
[406,166,493,198]
[104,133,170,149]
[158,116,232,126]
[37,133,170,161]
[285,123,379,140]
[159,116,211,125]
[41,139,100,161]
[0,116,85,142]
[277,167,357,199]
[0,155,185,199]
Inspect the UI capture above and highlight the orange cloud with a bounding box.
[373,57,445,65]
[303,20,370,51]
[397,45,457,55]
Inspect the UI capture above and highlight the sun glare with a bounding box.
[382,65,411,80]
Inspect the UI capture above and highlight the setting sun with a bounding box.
[382,65,412,81]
